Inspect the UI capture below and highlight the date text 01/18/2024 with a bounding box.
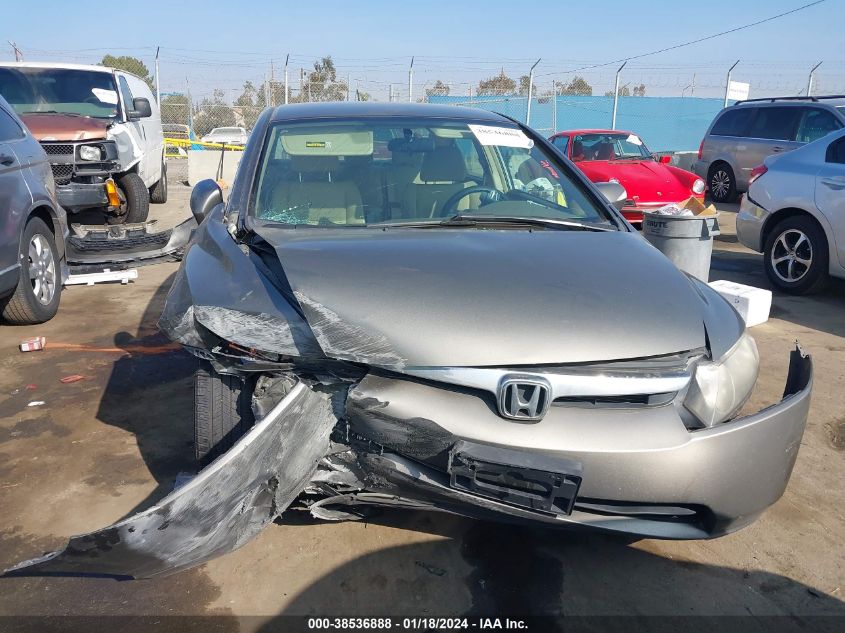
[307,618,529,629]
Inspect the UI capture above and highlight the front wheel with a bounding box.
[763,215,829,294]
[114,172,150,223]
[194,360,255,467]
[1,217,62,324]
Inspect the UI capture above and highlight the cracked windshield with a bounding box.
[252,119,611,226]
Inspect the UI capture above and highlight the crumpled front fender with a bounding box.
[3,381,337,579]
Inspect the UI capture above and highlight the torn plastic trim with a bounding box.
[3,380,338,580]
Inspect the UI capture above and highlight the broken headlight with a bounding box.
[78,144,104,161]
[684,333,759,427]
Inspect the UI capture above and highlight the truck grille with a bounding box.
[51,164,74,185]
[42,143,74,156]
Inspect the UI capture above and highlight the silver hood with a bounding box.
[254,226,742,369]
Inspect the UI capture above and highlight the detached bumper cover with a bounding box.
[4,348,811,579]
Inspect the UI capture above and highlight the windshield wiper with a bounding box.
[438,214,615,231]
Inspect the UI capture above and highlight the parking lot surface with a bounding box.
[1,189,844,629]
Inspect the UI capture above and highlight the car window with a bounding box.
[552,136,569,154]
[0,106,24,142]
[117,75,134,117]
[251,118,612,227]
[710,108,754,137]
[747,107,800,141]
[825,137,845,164]
[571,133,651,160]
[796,108,843,143]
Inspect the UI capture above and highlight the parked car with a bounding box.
[0,62,167,223]
[0,94,68,324]
[693,96,845,203]
[7,103,812,579]
[549,129,705,225]
[201,126,248,146]
[737,127,845,294]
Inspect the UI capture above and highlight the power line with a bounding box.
[536,0,827,77]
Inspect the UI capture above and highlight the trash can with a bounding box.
[641,211,720,282]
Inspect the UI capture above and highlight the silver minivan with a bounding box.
[693,96,845,202]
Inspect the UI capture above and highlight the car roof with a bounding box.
[731,96,845,108]
[0,61,116,74]
[269,101,513,123]
[553,129,634,136]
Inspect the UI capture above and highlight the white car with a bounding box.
[0,62,166,223]
[737,128,845,293]
[201,127,248,146]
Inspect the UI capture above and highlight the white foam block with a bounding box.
[708,280,772,327]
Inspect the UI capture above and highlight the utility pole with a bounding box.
[8,41,22,61]
[724,60,739,107]
[346,74,350,102]
[269,60,275,107]
[154,46,161,105]
[691,72,696,97]
[186,77,194,135]
[408,56,414,102]
[525,58,541,125]
[807,61,822,97]
[552,81,557,132]
[265,73,271,109]
[300,68,304,102]
[284,53,289,105]
[389,84,394,102]
[611,60,627,128]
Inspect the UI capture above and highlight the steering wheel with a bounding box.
[439,185,505,216]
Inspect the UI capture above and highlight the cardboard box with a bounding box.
[709,280,772,327]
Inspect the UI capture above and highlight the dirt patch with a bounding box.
[82,451,153,495]
[0,416,71,444]
[824,418,845,450]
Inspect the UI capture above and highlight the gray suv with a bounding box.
[693,96,845,203]
[0,94,68,324]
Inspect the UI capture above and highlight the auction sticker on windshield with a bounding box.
[468,124,534,149]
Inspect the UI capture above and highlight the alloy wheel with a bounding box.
[710,169,731,199]
[28,234,56,305]
[771,229,812,283]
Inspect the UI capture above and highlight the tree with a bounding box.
[193,89,236,137]
[605,84,630,97]
[556,76,593,96]
[159,93,191,126]
[101,55,154,90]
[425,80,450,98]
[633,83,646,97]
[297,56,348,102]
[518,75,531,96]
[477,70,516,96]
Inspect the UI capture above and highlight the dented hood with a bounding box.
[255,226,721,368]
[20,112,109,141]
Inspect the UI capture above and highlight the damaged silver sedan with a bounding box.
[6,103,813,579]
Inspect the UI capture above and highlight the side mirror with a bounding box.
[594,181,628,211]
[129,97,152,120]
[190,179,223,224]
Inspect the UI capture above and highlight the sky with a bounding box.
[3,0,844,102]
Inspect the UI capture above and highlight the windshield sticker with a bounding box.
[305,141,328,148]
[626,134,643,146]
[91,88,118,104]
[468,124,534,149]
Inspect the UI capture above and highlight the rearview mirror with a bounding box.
[129,97,152,120]
[594,181,628,211]
[190,179,223,224]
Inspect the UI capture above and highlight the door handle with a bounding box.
[771,146,785,153]
[820,177,845,189]
[0,153,15,166]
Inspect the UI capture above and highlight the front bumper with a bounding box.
[4,346,811,578]
[57,181,111,212]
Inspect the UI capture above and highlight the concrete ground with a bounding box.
[0,190,843,630]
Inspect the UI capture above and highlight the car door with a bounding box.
[124,73,163,186]
[0,103,31,293]
[815,134,845,272]
[739,106,802,189]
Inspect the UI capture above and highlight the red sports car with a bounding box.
[548,129,705,225]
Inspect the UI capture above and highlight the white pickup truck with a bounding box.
[0,62,166,223]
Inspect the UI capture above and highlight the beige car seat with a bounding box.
[403,144,474,218]
[271,155,364,225]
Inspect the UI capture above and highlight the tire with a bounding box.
[1,217,61,325]
[149,161,168,204]
[194,360,255,467]
[115,172,150,223]
[707,162,737,203]
[763,215,829,295]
